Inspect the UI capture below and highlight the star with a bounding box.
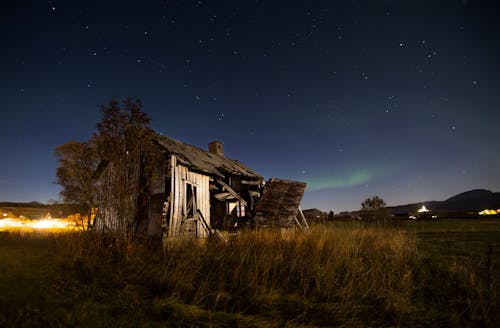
[3,0,499,215]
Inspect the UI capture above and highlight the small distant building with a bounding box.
[418,205,429,213]
[302,208,329,222]
[409,205,438,220]
[95,133,308,239]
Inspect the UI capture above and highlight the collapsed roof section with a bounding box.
[254,178,307,228]
[153,134,263,180]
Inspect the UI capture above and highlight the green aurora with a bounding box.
[303,168,384,191]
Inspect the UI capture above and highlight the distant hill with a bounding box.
[388,189,500,214]
[0,202,77,219]
[0,201,46,208]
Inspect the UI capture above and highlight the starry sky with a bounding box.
[1,0,499,212]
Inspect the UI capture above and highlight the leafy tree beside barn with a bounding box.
[55,140,98,229]
[55,98,157,232]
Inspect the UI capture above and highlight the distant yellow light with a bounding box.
[0,217,82,231]
[0,218,20,228]
[479,209,499,215]
[32,219,69,229]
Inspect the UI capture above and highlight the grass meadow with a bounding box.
[0,219,498,327]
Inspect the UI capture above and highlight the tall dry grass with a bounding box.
[58,224,415,325]
[45,223,497,326]
[155,225,419,325]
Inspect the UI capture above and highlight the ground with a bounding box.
[0,219,498,327]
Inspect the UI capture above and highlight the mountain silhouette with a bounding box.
[388,189,500,214]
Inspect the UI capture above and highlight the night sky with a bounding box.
[1,0,499,212]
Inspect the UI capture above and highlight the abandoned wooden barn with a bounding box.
[95,133,308,239]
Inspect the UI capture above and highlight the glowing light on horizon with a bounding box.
[32,219,70,229]
[479,209,499,216]
[418,205,429,213]
[0,217,82,231]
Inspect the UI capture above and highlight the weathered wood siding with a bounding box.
[168,155,211,238]
[148,161,167,237]
[96,158,141,234]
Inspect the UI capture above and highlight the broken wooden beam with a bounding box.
[216,179,248,206]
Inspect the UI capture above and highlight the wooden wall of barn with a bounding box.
[168,155,210,238]
[95,157,141,234]
[147,158,167,238]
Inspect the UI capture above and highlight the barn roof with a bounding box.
[153,134,263,180]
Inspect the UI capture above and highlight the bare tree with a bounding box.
[361,196,386,211]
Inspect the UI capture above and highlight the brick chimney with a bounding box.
[208,141,224,156]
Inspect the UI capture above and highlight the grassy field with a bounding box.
[0,219,498,327]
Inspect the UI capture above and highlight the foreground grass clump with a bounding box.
[1,221,498,327]
[154,226,418,326]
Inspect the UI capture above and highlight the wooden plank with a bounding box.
[294,214,304,231]
[199,174,210,238]
[196,209,224,242]
[241,180,262,185]
[214,192,234,201]
[179,165,186,235]
[298,207,310,229]
[171,159,183,237]
[198,175,205,238]
[216,179,248,206]
[167,155,175,237]
[170,161,178,237]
